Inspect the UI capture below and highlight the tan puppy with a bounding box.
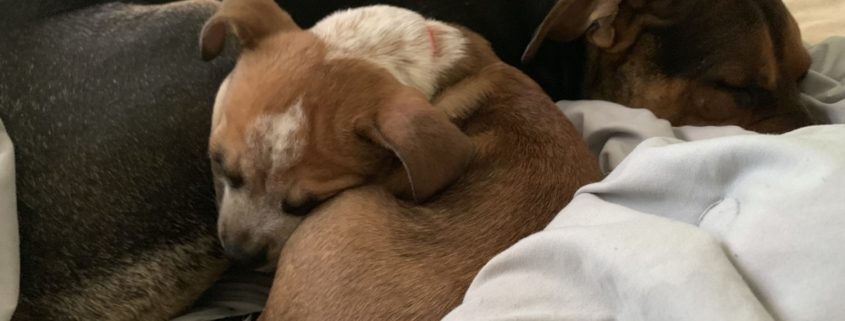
[523,0,816,133]
[199,0,601,319]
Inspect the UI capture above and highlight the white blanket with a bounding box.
[443,37,845,321]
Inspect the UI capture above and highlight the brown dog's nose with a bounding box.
[222,241,266,269]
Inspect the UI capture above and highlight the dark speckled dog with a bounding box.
[1,1,234,320]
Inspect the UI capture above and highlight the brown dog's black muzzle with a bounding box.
[749,102,818,134]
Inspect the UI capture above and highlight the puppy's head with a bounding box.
[201,1,473,270]
[525,0,815,133]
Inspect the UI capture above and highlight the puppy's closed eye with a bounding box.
[223,172,245,189]
[211,152,245,188]
[714,81,774,109]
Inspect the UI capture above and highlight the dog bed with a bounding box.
[442,36,845,321]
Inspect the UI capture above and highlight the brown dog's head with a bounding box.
[524,0,815,133]
[201,1,474,270]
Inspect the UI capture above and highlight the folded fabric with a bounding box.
[801,36,845,124]
[444,122,845,321]
[171,270,271,321]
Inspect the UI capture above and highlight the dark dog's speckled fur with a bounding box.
[1,1,235,320]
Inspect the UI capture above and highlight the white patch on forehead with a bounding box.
[247,97,307,170]
[309,5,467,98]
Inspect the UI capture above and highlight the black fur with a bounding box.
[1,1,235,319]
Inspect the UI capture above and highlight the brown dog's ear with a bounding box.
[523,0,621,62]
[361,88,475,203]
[199,0,300,61]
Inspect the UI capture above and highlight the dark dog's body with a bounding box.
[1,1,234,320]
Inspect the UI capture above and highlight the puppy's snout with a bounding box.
[221,239,266,269]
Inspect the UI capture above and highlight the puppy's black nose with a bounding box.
[222,243,264,268]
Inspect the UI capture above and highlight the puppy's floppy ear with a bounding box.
[199,0,300,61]
[523,0,621,62]
[360,87,475,203]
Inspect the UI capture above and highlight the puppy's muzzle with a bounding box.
[221,239,267,269]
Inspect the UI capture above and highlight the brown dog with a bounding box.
[523,0,816,133]
[199,0,601,320]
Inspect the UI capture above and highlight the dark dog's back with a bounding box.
[1,1,234,320]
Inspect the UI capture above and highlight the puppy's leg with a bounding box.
[433,63,510,121]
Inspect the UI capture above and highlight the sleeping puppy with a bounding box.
[271,0,815,133]
[199,1,601,320]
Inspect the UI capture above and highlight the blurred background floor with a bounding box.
[783,0,845,43]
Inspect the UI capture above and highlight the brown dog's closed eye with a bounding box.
[714,81,777,110]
